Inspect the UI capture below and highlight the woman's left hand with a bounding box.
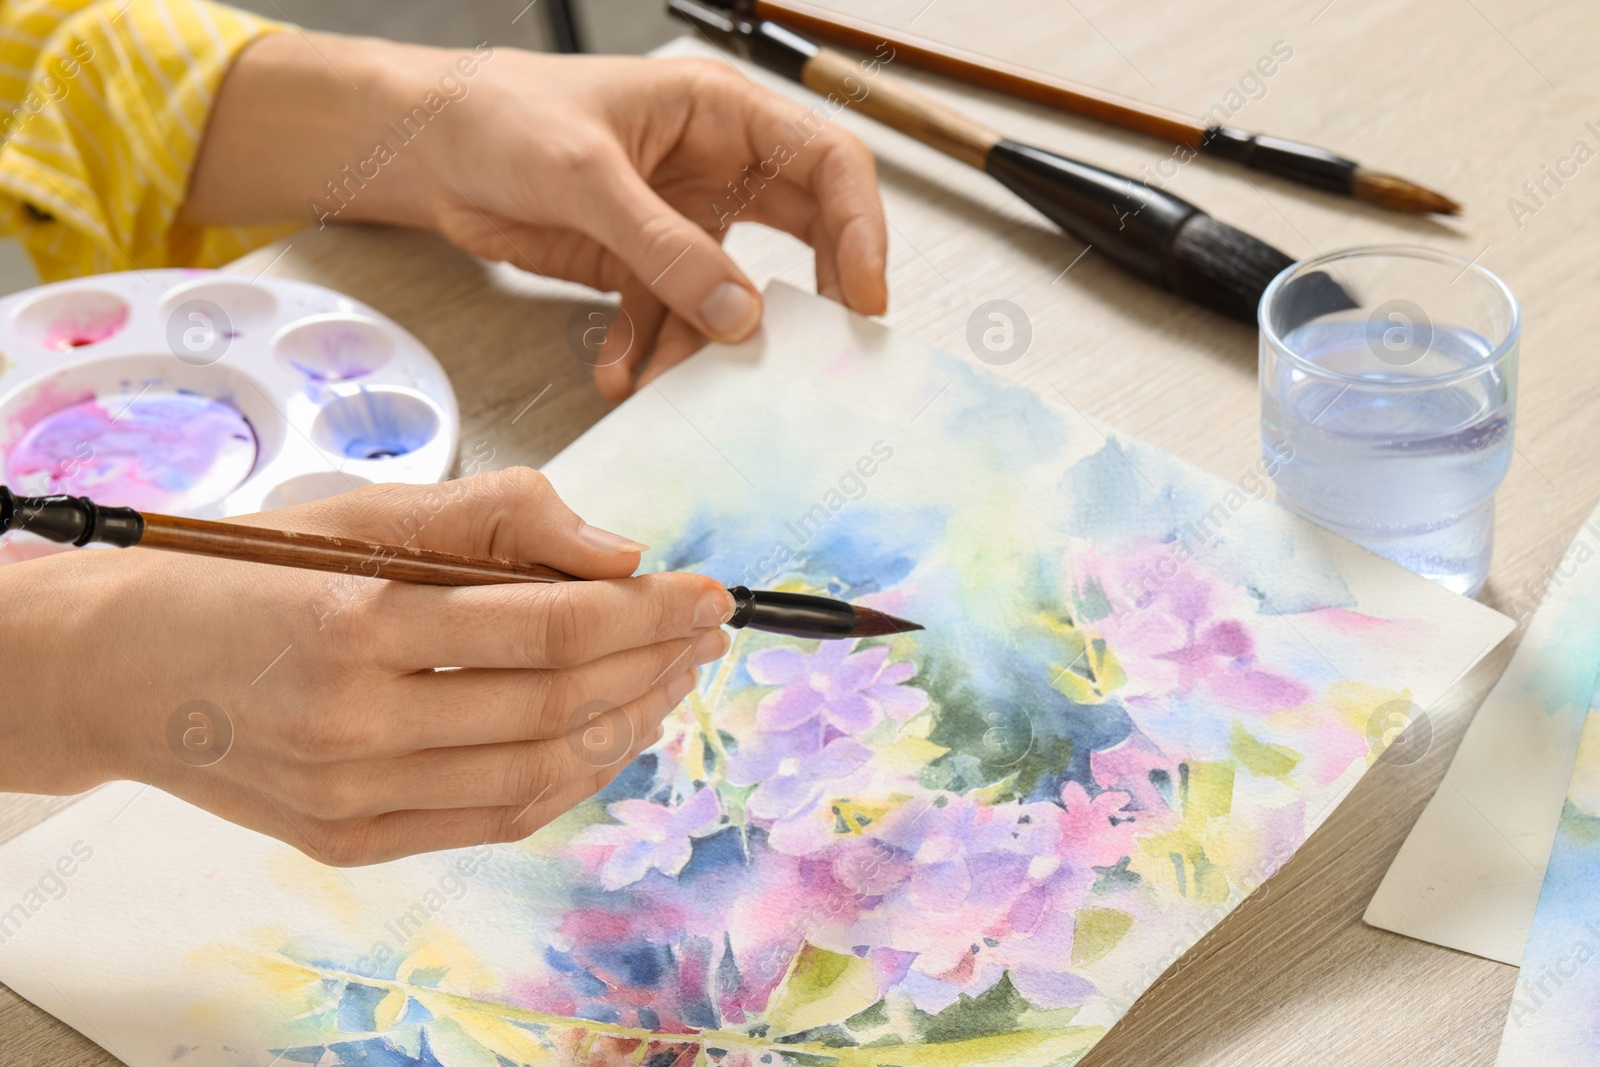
[187,37,889,399]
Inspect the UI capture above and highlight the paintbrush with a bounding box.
[0,487,922,640]
[718,0,1459,216]
[670,0,1328,323]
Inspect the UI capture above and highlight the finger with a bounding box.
[634,313,708,392]
[389,628,729,749]
[811,224,843,304]
[307,749,641,866]
[594,279,666,401]
[712,178,847,306]
[378,570,734,669]
[318,670,697,817]
[438,204,634,295]
[582,151,764,346]
[274,716,658,866]
[733,91,887,315]
[502,715,657,831]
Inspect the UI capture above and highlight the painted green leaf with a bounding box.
[1039,612,1124,705]
[403,964,451,988]
[1182,760,1235,823]
[1075,576,1114,623]
[1070,907,1133,966]
[1051,668,1102,706]
[763,943,880,1037]
[1229,722,1301,779]
[1089,638,1126,694]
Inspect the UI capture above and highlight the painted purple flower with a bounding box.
[747,639,929,735]
[574,787,723,891]
[726,725,873,823]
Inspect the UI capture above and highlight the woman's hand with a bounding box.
[0,468,732,865]
[185,35,890,399]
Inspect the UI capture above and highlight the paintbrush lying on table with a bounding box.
[0,487,922,640]
[721,0,1460,216]
[670,0,1348,324]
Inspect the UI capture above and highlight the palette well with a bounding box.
[0,269,459,559]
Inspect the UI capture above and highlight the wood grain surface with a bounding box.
[5,0,1599,1062]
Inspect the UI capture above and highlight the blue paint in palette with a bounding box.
[320,389,439,460]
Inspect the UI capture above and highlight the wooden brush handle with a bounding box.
[800,47,1001,169]
[763,0,1206,148]
[139,513,577,586]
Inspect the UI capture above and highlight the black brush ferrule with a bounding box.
[725,585,856,639]
[1201,126,1356,194]
[984,137,1200,285]
[665,0,818,80]
[0,487,143,547]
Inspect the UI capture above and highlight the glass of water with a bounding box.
[1259,246,1520,596]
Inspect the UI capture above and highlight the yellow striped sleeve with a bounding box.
[0,0,300,281]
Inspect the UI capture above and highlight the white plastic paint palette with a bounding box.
[0,269,458,562]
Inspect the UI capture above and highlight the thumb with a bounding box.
[588,160,764,345]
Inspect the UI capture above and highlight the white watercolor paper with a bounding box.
[1366,502,1600,965]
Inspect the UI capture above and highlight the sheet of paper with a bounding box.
[0,284,1510,1066]
[1494,685,1600,1064]
[1365,503,1600,965]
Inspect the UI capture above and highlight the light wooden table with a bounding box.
[6,0,1600,1062]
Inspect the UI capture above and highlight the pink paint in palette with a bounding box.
[41,304,127,350]
[0,269,459,558]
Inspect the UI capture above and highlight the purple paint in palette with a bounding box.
[289,326,375,381]
[5,390,257,511]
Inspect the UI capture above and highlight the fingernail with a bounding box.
[693,588,735,629]
[667,667,699,705]
[577,522,648,553]
[698,282,761,341]
[690,627,732,666]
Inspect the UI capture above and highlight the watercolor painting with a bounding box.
[1367,501,1600,964]
[0,284,1509,1066]
[1495,678,1600,1065]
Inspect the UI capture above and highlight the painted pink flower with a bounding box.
[574,787,723,891]
[1080,553,1311,716]
[747,640,929,735]
[1091,735,1180,816]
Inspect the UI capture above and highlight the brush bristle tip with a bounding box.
[848,606,926,637]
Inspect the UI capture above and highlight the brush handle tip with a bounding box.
[0,487,144,548]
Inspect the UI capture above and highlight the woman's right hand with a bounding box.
[0,467,732,865]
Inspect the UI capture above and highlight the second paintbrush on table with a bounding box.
[726,0,1459,216]
[670,0,1339,324]
[0,488,922,640]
